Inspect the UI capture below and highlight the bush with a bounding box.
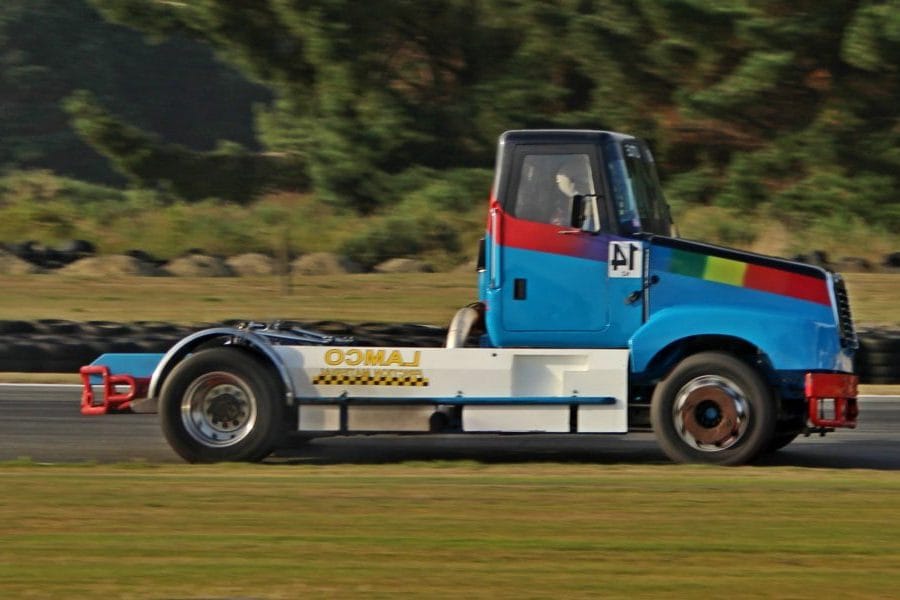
[338,167,491,270]
[341,215,460,271]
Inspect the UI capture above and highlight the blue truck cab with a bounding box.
[479,130,858,463]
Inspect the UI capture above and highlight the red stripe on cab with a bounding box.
[743,263,831,305]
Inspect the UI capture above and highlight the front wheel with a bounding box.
[650,352,775,465]
[159,347,285,463]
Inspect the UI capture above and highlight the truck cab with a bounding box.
[479,130,858,460]
[480,129,670,348]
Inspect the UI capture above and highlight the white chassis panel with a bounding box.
[275,346,629,434]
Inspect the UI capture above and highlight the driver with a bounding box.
[550,157,592,225]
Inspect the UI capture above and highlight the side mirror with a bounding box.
[571,194,600,232]
[571,194,586,228]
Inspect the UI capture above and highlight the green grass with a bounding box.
[0,271,896,326]
[0,272,475,325]
[844,273,900,326]
[1,463,899,598]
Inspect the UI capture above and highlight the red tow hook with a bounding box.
[805,373,859,429]
[79,365,150,415]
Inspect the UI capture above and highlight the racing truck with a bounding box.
[80,129,859,465]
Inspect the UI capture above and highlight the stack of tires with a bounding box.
[856,328,900,385]
[0,319,196,373]
[0,319,451,373]
[0,318,894,381]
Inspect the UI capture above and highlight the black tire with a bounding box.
[650,352,776,465]
[134,335,179,354]
[4,341,47,372]
[856,350,897,368]
[82,320,133,337]
[863,375,900,385]
[0,320,38,335]
[133,321,179,335]
[33,319,82,335]
[108,338,144,353]
[858,330,900,353]
[44,339,98,372]
[862,365,900,378]
[766,421,804,452]
[767,431,801,452]
[159,347,286,463]
[765,398,806,453]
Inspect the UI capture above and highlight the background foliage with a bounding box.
[1,0,898,263]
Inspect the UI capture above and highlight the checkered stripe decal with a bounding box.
[312,373,430,386]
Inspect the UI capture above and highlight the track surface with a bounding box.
[2,385,899,469]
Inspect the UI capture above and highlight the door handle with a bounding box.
[625,276,659,305]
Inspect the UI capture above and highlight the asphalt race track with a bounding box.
[1,384,899,469]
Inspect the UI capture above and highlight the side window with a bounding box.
[511,153,595,226]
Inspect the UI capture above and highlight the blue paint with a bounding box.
[480,221,852,382]
[483,232,643,348]
[88,353,163,379]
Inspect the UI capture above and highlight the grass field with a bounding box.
[0,271,897,325]
[0,272,475,325]
[1,272,898,597]
[1,462,899,598]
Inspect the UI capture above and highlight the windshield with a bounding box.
[603,141,671,236]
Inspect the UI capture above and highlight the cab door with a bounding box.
[487,143,645,348]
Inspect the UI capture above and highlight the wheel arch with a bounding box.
[630,305,849,375]
[635,334,772,386]
[148,328,294,407]
[635,334,813,438]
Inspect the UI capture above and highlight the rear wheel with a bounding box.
[651,352,775,465]
[159,347,285,463]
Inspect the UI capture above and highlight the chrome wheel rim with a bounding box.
[672,375,749,452]
[181,372,257,447]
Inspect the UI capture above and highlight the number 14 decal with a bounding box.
[608,241,643,278]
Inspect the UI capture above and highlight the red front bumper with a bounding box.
[805,372,859,429]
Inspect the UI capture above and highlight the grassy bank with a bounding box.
[0,271,897,326]
[1,171,897,269]
[1,462,899,598]
[0,272,475,325]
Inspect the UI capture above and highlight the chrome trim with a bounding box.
[445,305,480,348]
[181,371,258,447]
[672,374,749,452]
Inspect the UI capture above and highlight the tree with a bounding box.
[82,0,899,230]
[64,91,306,203]
[0,0,267,181]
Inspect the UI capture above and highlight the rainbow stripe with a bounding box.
[663,248,831,305]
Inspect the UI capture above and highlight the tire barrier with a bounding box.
[856,327,900,385]
[0,319,452,373]
[0,318,894,381]
[2,239,96,269]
